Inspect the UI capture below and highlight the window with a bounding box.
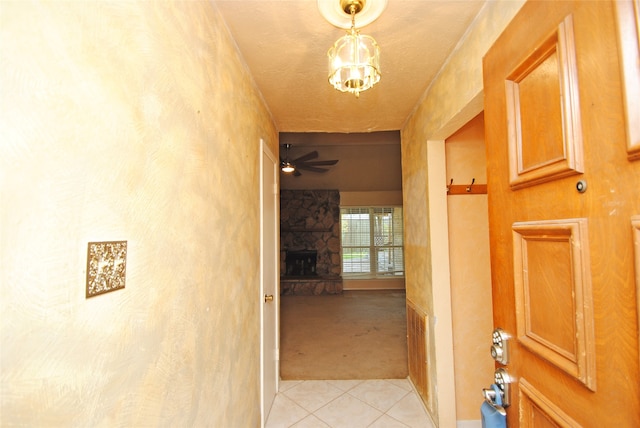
[340,206,404,278]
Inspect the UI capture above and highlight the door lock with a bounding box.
[494,367,512,407]
[491,328,510,365]
[264,294,274,302]
[482,367,512,411]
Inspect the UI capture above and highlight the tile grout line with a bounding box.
[270,378,430,428]
[287,379,414,428]
[314,387,413,428]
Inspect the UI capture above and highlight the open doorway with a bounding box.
[277,132,406,381]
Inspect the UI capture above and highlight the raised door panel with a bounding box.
[615,0,640,160]
[506,15,584,189]
[519,379,579,428]
[512,219,595,390]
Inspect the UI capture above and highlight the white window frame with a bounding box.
[340,206,405,279]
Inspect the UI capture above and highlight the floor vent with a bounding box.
[407,300,430,406]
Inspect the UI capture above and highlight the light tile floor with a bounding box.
[265,378,435,428]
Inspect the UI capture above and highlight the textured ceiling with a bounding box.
[215,0,486,133]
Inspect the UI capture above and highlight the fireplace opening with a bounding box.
[285,250,318,277]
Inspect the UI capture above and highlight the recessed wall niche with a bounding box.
[86,241,127,298]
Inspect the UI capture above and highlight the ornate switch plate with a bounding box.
[86,241,127,298]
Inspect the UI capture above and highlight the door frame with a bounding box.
[260,139,279,427]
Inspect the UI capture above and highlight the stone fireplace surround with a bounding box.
[280,189,343,295]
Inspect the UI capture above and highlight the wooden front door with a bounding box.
[483,1,640,426]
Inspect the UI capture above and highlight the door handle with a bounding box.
[491,328,510,365]
[482,386,507,416]
[264,294,274,302]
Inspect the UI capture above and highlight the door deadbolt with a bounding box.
[491,328,510,365]
[264,294,274,302]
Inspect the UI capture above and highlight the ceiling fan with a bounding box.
[280,144,339,176]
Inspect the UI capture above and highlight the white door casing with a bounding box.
[260,139,279,426]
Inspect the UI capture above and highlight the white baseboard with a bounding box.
[457,420,481,428]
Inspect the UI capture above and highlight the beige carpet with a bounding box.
[280,290,408,380]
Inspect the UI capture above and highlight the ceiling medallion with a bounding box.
[320,0,387,98]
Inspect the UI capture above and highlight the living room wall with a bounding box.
[279,131,402,192]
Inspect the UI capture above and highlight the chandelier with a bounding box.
[325,0,383,98]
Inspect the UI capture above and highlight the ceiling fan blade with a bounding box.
[293,169,302,176]
[295,164,329,173]
[299,159,339,166]
[292,151,318,163]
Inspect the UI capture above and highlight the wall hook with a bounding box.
[447,178,453,193]
[466,178,475,192]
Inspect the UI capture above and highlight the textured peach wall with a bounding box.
[1,1,277,426]
[446,113,494,421]
[400,1,525,425]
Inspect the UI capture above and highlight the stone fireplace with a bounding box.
[280,189,343,295]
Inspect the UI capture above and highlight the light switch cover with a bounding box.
[86,241,127,298]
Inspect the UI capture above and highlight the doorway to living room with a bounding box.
[277,132,405,381]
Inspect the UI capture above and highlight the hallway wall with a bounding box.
[400,1,525,425]
[0,2,277,426]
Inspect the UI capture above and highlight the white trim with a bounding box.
[428,139,457,427]
[260,139,280,428]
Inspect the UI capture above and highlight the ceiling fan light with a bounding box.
[281,162,295,173]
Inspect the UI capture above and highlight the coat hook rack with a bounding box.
[466,178,475,192]
[446,177,488,195]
